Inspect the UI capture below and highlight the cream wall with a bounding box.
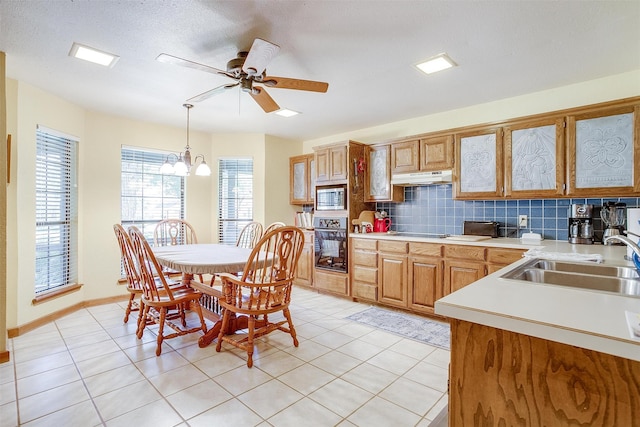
[265,134,301,226]
[303,70,640,149]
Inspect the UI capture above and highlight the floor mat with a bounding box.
[347,307,450,350]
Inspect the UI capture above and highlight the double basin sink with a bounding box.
[501,258,640,298]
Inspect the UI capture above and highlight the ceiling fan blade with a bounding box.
[250,87,280,113]
[156,53,234,78]
[242,38,280,77]
[186,82,239,103]
[262,76,329,93]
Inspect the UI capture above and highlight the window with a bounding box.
[218,158,254,244]
[121,147,185,242]
[35,126,78,294]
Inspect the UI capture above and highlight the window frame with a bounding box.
[218,158,254,245]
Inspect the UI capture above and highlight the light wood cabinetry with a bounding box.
[486,247,526,274]
[314,269,349,295]
[289,154,315,205]
[449,319,640,427]
[444,244,487,294]
[365,144,403,202]
[294,231,314,287]
[315,144,348,184]
[390,135,454,174]
[566,103,640,196]
[454,127,504,199]
[351,238,378,301]
[408,242,444,314]
[378,240,408,308]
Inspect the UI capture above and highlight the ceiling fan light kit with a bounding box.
[160,104,211,177]
[157,38,329,113]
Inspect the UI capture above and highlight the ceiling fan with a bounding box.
[157,38,329,113]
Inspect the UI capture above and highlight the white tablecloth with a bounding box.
[153,244,255,275]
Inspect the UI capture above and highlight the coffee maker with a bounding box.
[601,201,626,244]
[569,203,594,244]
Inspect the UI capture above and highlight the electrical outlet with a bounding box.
[518,215,528,229]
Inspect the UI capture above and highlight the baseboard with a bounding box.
[7,294,129,338]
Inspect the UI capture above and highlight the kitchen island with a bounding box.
[431,238,640,427]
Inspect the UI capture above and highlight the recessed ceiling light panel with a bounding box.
[275,109,300,117]
[416,53,457,75]
[69,42,120,67]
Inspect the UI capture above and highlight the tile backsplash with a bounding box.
[376,184,640,242]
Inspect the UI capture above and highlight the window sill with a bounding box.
[32,283,83,305]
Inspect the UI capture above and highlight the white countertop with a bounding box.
[351,232,640,361]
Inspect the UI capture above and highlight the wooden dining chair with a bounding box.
[129,226,208,356]
[262,221,286,237]
[216,226,304,367]
[114,224,144,323]
[153,218,198,247]
[236,221,264,249]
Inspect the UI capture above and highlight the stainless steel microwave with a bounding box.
[315,185,347,211]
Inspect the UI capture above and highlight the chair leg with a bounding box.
[216,310,230,352]
[246,315,255,368]
[136,303,148,339]
[193,301,208,334]
[123,293,136,323]
[283,308,299,347]
[156,308,166,356]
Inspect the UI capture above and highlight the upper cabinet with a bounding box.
[566,104,640,196]
[315,144,348,184]
[390,135,454,174]
[365,144,403,202]
[454,127,503,199]
[504,117,565,199]
[289,154,315,205]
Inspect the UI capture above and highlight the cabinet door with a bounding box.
[290,155,309,204]
[420,135,454,171]
[365,145,403,202]
[329,145,348,181]
[391,140,419,174]
[445,260,485,294]
[294,232,313,286]
[567,104,640,196]
[408,256,443,314]
[455,127,503,199]
[378,253,407,308]
[309,157,316,202]
[315,148,330,183]
[504,118,565,198]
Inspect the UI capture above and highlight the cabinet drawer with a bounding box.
[444,244,486,261]
[409,242,443,257]
[352,238,378,251]
[353,266,378,284]
[379,240,408,254]
[353,250,377,267]
[353,281,377,301]
[487,248,526,265]
[314,270,348,295]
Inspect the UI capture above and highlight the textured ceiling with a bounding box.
[1,0,639,141]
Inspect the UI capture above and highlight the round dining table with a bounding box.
[152,243,265,348]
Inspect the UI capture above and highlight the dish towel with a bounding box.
[523,248,603,263]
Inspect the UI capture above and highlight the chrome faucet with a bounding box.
[603,235,640,272]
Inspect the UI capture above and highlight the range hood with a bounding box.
[390,170,453,186]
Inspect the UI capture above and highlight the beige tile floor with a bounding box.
[0,287,450,427]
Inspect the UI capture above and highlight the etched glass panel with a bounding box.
[576,113,633,188]
[511,125,556,191]
[460,133,497,193]
[293,161,306,199]
[369,149,388,197]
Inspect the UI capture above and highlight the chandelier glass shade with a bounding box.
[160,104,211,177]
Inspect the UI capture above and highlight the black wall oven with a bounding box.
[314,216,348,273]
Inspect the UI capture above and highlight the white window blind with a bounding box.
[218,158,254,244]
[35,126,78,293]
[121,147,185,241]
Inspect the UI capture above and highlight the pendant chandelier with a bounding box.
[160,103,211,176]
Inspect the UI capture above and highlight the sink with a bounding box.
[501,258,640,298]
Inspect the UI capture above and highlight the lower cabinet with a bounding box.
[294,231,314,287]
[378,240,408,308]
[351,238,378,301]
[314,269,349,296]
[408,242,444,315]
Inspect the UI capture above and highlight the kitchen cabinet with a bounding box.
[294,230,314,287]
[566,104,640,196]
[314,269,349,296]
[289,154,315,205]
[390,135,454,174]
[486,247,526,274]
[454,127,504,199]
[408,242,444,315]
[503,117,565,199]
[315,144,348,183]
[364,144,403,202]
[378,240,408,308]
[444,245,486,294]
[351,238,378,301]
[449,320,640,427]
